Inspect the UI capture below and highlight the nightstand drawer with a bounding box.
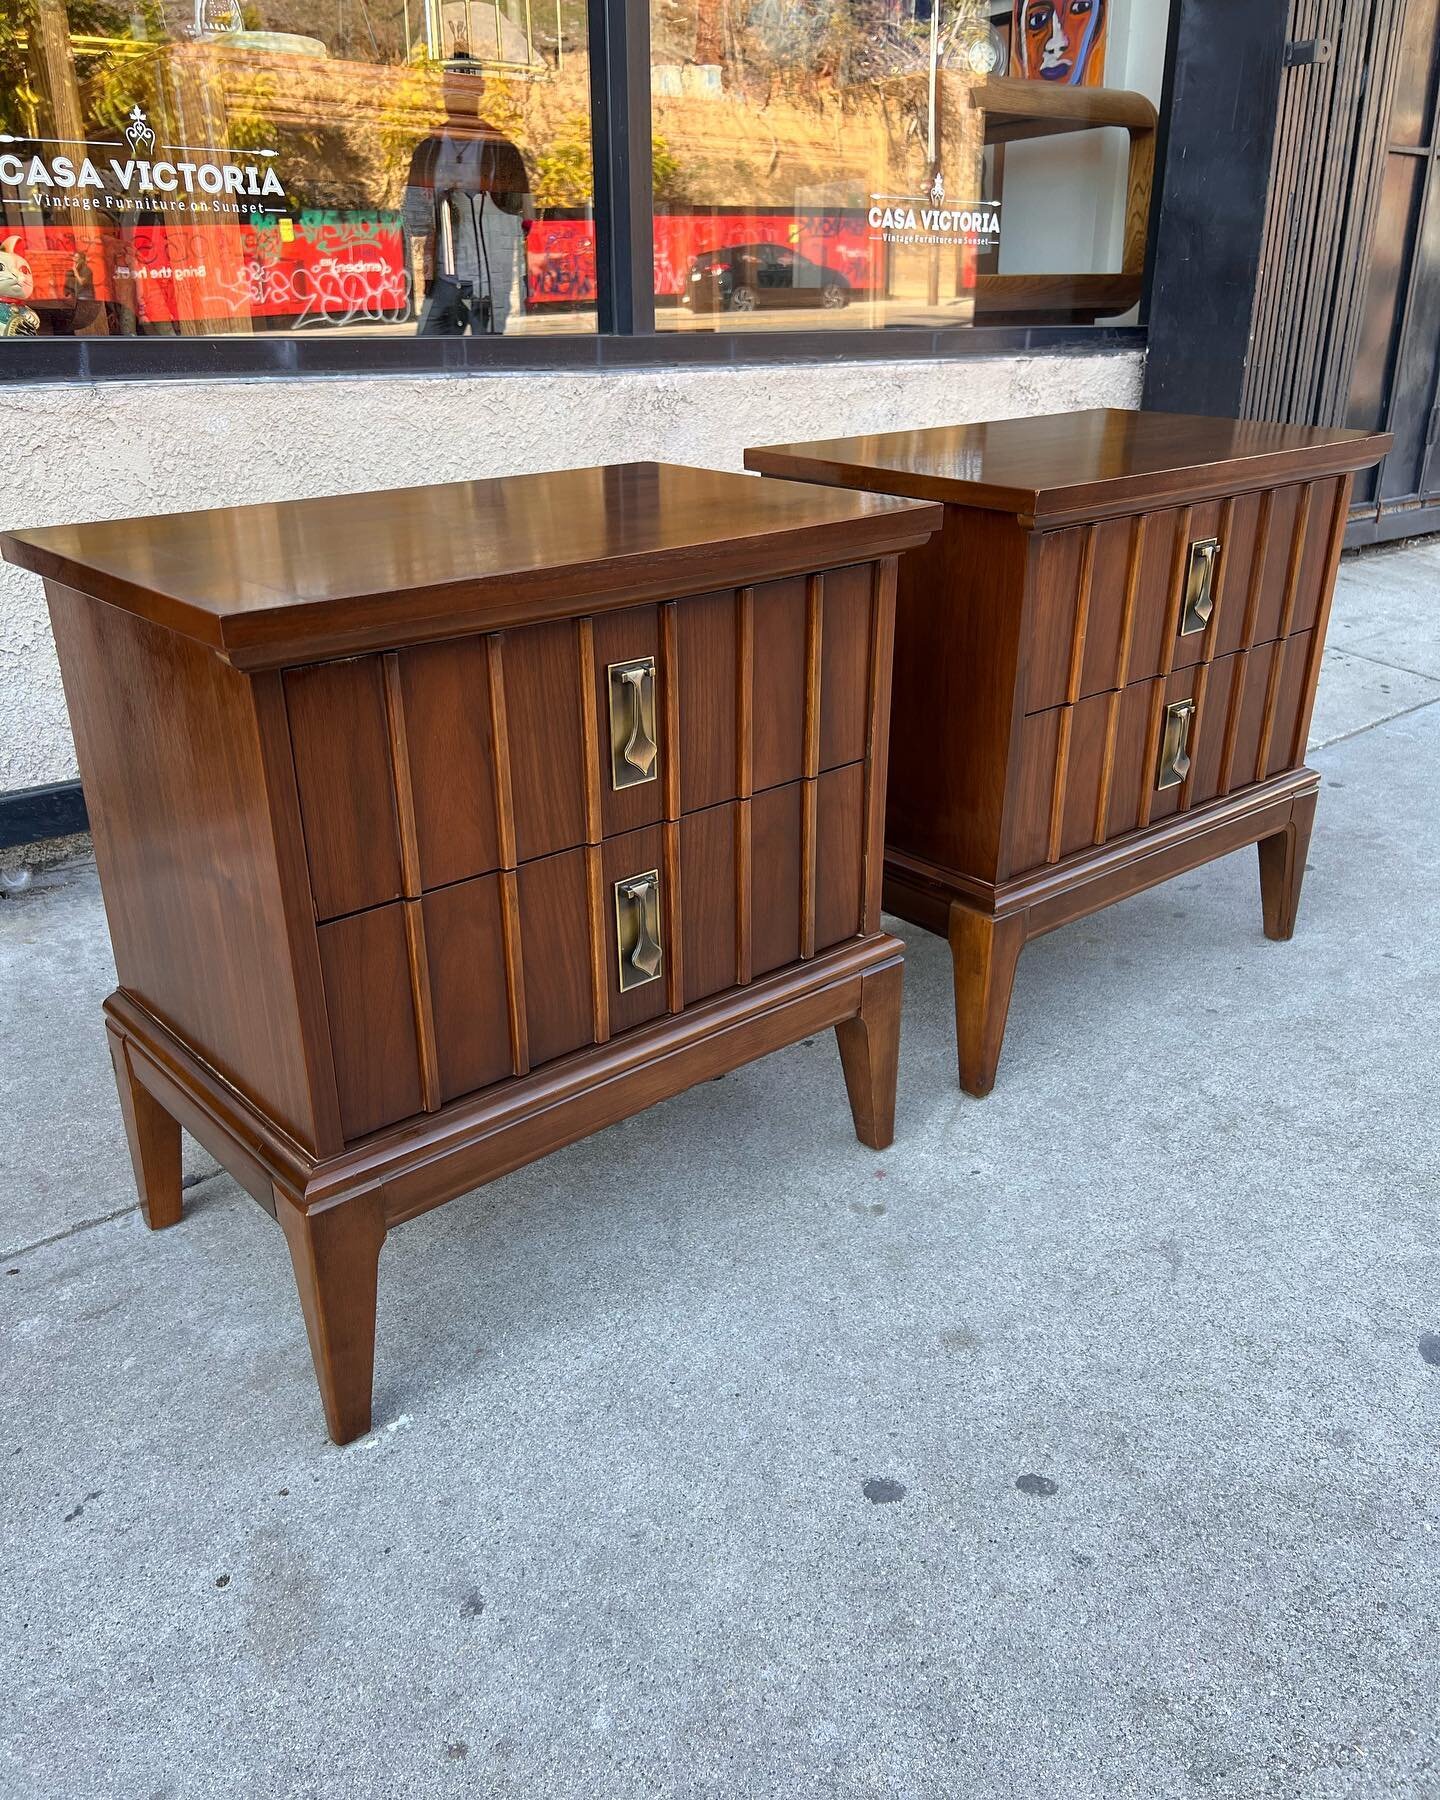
[670,566,873,803]
[316,764,869,1141]
[1023,476,1344,715]
[1010,632,1316,875]
[287,568,878,923]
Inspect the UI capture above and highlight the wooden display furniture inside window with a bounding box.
[971,77,1158,326]
[746,410,1391,1096]
[3,464,940,1443]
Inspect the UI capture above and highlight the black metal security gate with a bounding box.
[1343,0,1440,541]
[1241,0,1440,545]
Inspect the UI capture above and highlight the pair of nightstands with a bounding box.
[5,411,1388,1442]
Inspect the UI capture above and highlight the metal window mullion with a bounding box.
[588,0,656,336]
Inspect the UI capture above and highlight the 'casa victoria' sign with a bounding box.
[867,173,1001,254]
[0,106,284,213]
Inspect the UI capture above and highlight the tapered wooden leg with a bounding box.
[835,961,903,1150]
[948,903,1027,1099]
[106,1023,183,1230]
[276,1186,387,1446]
[1258,788,1318,942]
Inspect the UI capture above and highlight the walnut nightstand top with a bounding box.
[746,409,1393,527]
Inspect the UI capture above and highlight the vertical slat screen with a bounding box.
[1243,0,1408,430]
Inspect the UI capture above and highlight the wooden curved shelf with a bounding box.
[968,77,1159,324]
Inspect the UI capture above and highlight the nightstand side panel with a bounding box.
[47,582,328,1152]
[886,507,1029,886]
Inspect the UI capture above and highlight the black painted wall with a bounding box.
[1143,0,1291,417]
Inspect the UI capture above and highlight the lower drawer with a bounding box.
[1009,632,1315,877]
[316,764,867,1142]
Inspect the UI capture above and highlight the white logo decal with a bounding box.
[125,106,157,158]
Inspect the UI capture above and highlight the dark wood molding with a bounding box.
[0,778,88,850]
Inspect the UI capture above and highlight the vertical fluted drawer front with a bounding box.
[750,783,804,976]
[1007,621,1322,880]
[679,803,740,1006]
[751,576,808,792]
[504,620,588,864]
[517,847,593,1069]
[1019,479,1346,728]
[676,591,740,814]
[1288,479,1343,636]
[814,764,865,950]
[286,656,403,920]
[395,636,500,891]
[817,565,872,771]
[423,875,513,1104]
[307,555,891,1128]
[317,903,422,1140]
[602,825,669,1036]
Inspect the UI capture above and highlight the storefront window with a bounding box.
[0,0,596,337]
[649,0,1169,331]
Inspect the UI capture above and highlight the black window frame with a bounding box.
[0,0,1158,384]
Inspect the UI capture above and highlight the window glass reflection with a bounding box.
[650,0,1169,332]
[0,0,596,335]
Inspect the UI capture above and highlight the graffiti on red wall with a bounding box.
[1,206,883,328]
[9,211,408,330]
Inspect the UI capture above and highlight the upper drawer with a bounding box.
[1023,476,1345,715]
[286,566,881,921]
[672,565,873,806]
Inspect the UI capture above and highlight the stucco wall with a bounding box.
[0,347,1142,795]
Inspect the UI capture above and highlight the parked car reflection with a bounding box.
[681,242,852,313]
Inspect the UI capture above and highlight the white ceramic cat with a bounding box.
[0,236,42,338]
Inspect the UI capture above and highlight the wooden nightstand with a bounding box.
[3,464,940,1441]
[746,411,1391,1096]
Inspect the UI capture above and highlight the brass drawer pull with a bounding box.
[607,656,658,789]
[1156,698,1196,791]
[1180,536,1220,636]
[614,869,663,991]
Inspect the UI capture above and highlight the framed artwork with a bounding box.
[1013,0,1108,86]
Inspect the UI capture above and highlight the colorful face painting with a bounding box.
[1015,0,1107,86]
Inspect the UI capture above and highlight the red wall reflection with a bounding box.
[5,206,884,329]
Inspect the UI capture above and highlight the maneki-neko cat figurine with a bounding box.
[0,237,41,337]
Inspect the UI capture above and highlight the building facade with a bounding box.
[0,0,1431,847]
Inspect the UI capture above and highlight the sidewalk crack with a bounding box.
[1,1168,224,1263]
[2,1202,138,1263]
[1329,645,1440,684]
[1311,688,1440,753]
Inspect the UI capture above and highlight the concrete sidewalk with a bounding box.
[2,539,1438,1799]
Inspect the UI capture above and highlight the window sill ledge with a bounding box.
[0,323,1146,385]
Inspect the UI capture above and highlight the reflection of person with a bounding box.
[403,56,530,335]
[1016,0,1106,86]
[64,250,103,334]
